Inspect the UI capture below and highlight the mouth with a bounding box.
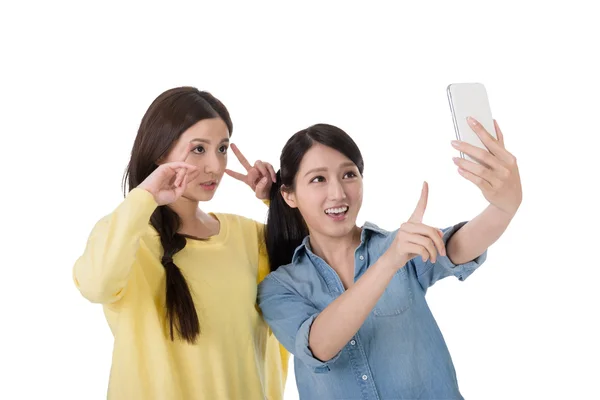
[324,205,349,221]
[199,180,218,191]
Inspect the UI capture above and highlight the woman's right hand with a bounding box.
[382,182,447,270]
[138,143,199,206]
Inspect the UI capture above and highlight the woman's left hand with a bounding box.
[451,117,522,216]
[225,143,277,200]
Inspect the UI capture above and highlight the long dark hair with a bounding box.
[265,123,364,271]
[123,86,232,344]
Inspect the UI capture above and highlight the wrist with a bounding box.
[488,203,518,221]
[377,251,407,274]
[137,184,158,201]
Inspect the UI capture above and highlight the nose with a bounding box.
[203,152,221,175]
[327,178,347,201]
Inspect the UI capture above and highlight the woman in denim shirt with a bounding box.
[258,121,522,399]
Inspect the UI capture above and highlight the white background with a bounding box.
[2,1,599,399]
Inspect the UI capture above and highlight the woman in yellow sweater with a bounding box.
[73,86,288,400]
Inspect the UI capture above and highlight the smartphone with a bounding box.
[447,82,496,163]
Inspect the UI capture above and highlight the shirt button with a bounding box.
[359,255,364,261]
[350,340,356,346]
[362,375,368,381]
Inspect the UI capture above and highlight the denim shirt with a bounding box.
[257,221,487,400]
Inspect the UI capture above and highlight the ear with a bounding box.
[280,185,298,209]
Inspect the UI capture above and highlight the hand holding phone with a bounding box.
[446,83,523,215]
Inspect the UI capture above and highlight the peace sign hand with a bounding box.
[383,182,446,270]
[138,142,200,206]
[225,143,277,200]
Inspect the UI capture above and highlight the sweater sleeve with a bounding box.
[256,223,270,284]
[73,188,158,304]
[255,221,290,389]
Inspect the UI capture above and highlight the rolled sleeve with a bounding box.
[415,221,488,290]
[258,274,340,373]
[294,314,341,373]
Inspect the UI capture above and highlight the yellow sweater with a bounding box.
[73,188,288,400]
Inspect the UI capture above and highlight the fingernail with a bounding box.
[467,116,477,126]
[451,141,460,148]
[452,157,460,164]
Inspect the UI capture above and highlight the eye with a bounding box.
[310,176,326,183]
[343,171,358,179]
[192,145,205,154]
[218,145,228,154]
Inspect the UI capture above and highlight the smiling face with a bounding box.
[160,117,230,202]
[282,142,363,239]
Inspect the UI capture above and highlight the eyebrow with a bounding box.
[304,161,356,177]
[190,138,230,144]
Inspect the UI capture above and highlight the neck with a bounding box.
[308,226,362,267]
[168,196,217,238]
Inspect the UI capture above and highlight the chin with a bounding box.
[320,218,356,238]
[184,187,218,202]
[197,193,216,202]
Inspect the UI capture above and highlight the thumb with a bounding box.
[255,176,268,193]
[408,181,428,223]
